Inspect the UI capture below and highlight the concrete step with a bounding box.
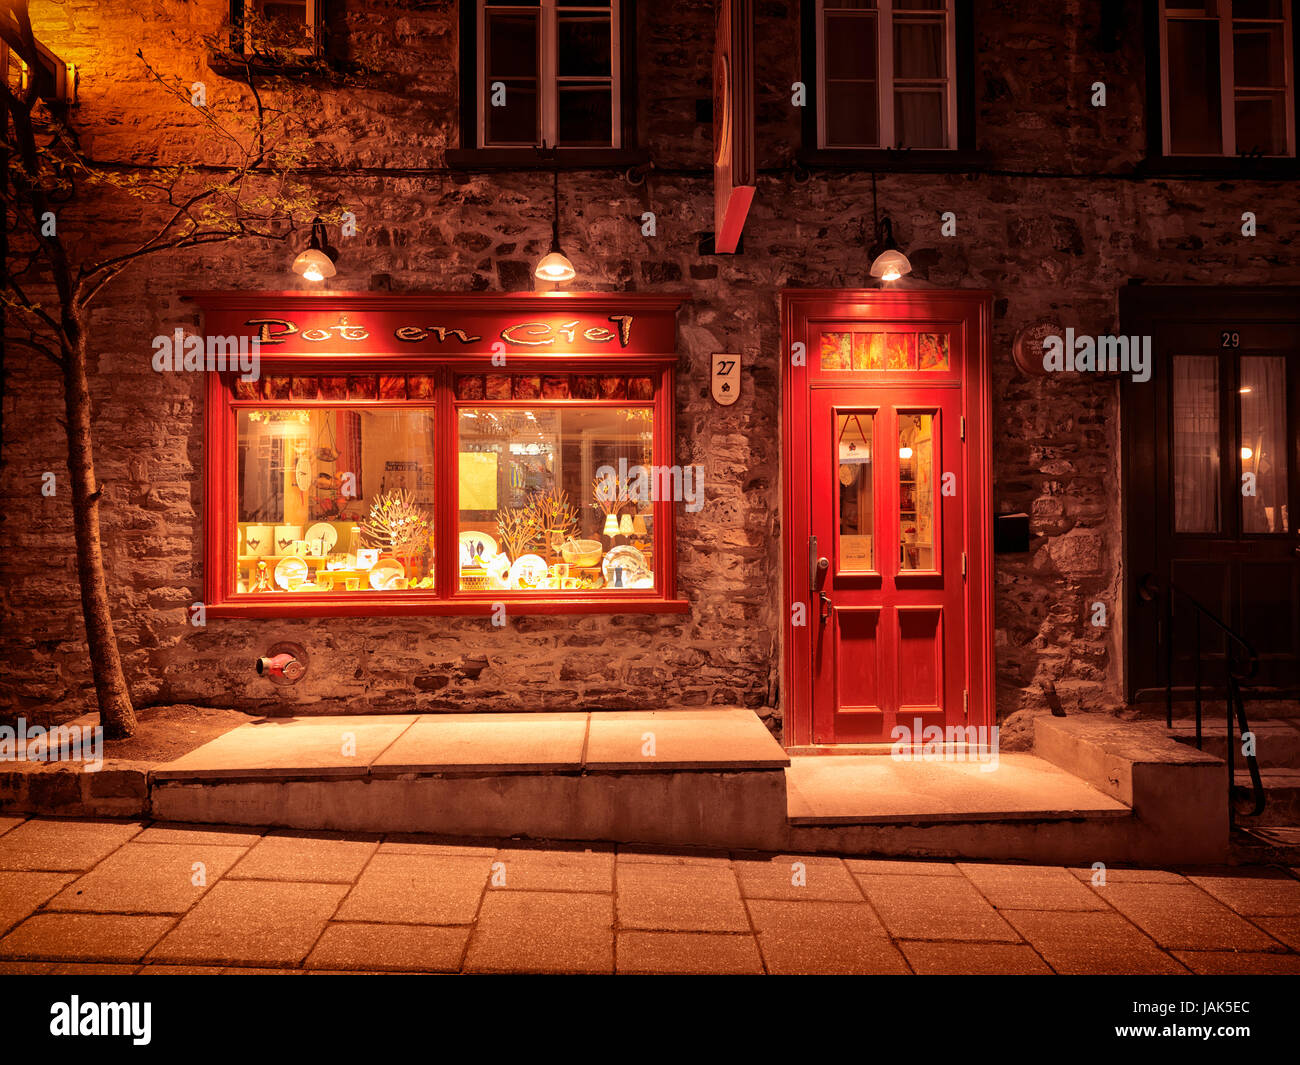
[1239,769,1300,828]
[1167,720,1300,770]
[151,709,793,852]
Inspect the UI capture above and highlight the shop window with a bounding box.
[230,1,323,58]
[465,0,630,150]
[1157,0,1297,158]
[808,0,962,150]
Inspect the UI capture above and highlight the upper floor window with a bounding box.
[475,0,622,148]
[1159,0,1296,157]
[813,0,958,149]
[231,1,323,58]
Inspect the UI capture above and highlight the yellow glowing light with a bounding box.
[899,446,914,460]
[1241,446,1253,460]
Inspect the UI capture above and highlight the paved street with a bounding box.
[1,815,1299,975]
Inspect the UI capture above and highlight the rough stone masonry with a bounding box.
[2,0,1297,739]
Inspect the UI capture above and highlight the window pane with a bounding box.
[485,12,538,145]
[837,413,874,572]
[899,413,935,571]
[894,19,945,79]
[458,406,656,591]
[1240,356,1289,533]
[487,12,538,76]
[895,88,945,147]
[1172,356,1221,533]
[557,83,613,145]
[1235,93,1288,154]
[1233,22,1287,86]
[1167,19,1223,154]
[825,13,877,79]
[826,83,879,145]
[557,15,611,77]
[236,409,436,594]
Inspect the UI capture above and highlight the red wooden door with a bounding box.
[782,292,993,747]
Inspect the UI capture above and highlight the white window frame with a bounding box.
[814,0,958,150]
[241,1,322,58]
[1159,0,1296,157]
[477,0,622,149]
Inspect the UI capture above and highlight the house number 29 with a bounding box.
[1221,331,1241,348]
[711,353,741,406]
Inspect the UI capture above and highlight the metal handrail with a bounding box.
[1139,573,1266,824]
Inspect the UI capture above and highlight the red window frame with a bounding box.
[192,291,689,618]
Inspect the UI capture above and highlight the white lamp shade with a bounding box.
[292,247,336,281]
[619,513,634,535]
[602,513,620,537]
[535,250,576,283]
[869,248,912,282]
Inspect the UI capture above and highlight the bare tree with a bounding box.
[2,1,346,736]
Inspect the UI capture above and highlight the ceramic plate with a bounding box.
[369,558,406,590]
[509,554,548,589]
[273,556,310,590]
[305,522,338,554]
[602,545,650,586]
[459,531,499,566]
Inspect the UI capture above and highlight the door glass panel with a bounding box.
[1172,355,1221,532]
[1239,355,1289,533]
[836,413,874,572]
[899,412,935,571]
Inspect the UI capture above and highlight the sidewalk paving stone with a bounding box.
[0,913,174,963]
[845,859,961,877]
[0,815,27,836]
[0,871,75,935]
[957,863,1109,911]
[0,818,142,872]
[733,854,864,902]
[616,931,764,974]
[1170,951,1300,975]
[465,890,613,974]
[899,940,1054,975]
[1097,882,1282,951]
[147,880,348,967]
[226,830,379,883]
[1001,910,1188,974]
[306,923,469,972]
[379,835,499,857]
[335,853,492,925]
[616,845,733,866]
[616,861,749,932]
[1184,869,1300,916]
[746,900,909,975]
[133,823,264,848]
[491,843,615,893]
[47,842,243,914]
[1067,866,1186,885]
[853,873,1021,941]
[1255,916,1300,951]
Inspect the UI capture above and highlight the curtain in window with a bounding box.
[1172,355,1220,533]
[1240,356,1289,534]
[339,411,363,506]
[893,15,946,147]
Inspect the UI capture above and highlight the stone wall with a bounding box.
[3,0,1298,735]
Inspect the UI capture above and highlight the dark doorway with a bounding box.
[1122,286,1300,699]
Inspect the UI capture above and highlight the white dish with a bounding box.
[369,558,406,590]
[508,554,548,589]
[459,531,499,566]
[273,556,309,590]
[306,522,338,555]
[602,545,650,586]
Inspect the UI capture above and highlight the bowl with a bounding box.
[561,539,603,568]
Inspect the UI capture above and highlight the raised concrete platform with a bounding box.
[128,709,1232,862]
[785,754,1130,824]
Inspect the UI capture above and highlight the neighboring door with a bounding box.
[1123,287,1300,697]
[782,291,994,747]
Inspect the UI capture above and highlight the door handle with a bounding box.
[808,535,831,622]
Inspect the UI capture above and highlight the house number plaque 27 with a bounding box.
[712,353,741,406]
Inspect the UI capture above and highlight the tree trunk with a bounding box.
[61,315,136,738]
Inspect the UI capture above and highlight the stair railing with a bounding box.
[1139,573,1266,825]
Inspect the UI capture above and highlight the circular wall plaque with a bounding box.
[1011,318,1061,378]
